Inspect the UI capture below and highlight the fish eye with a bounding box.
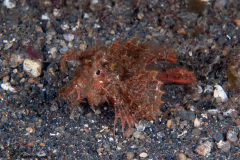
[96,70,101,75]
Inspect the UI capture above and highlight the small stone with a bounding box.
[105,40,112,45]
[227,130,238,143]
[192,128,201,137]
[124,128,136,138]
[9,54,25,68]
[80,44,87,51]
[94,24,101,28]
[177,111,195,120]
[50,105,58,112]
[214,0,227,9]
[12,69,18,73]
[137,12,144,20]
[220,141,231,152]
[53,8,61,17]
[216,140,224,148]
[213,131,224,142]
[204,85,213,93]
[41,14,50,20]
[206,94,212,99]
[234,119,240,125]
[91,0,98,4]
[222,47,228,56]
[23,59,42,78]
[139,152,148,158]
[1,115,8,123]
[180,121,188,129]
[103,143,110,151]
[0,144,5,150]
[59,47,68,54]
[176,153,187,160]
[177,28,186,35]
[3,42,13,50]
[61,24,69,31]
[218,114,224,121]
[116,143,122,150]
[1,82,17,93]
[145,35,152,39]
[97,148,104,155]
[126,152,134,159]
[110,30,115,35]
[133,130,141,139]
[194,118,201,127]
[3,76,10,82]
[36,26,43,33]
[207,109,219,115]
[233,18,240,27]
[26,127,34,133]
[55,126,65,132]
[109,137,114,141]
[195,141,212,156]
[135,120,152,131]
[177,130,188,138]
[63,34,74,42]
[3,0,16,9]
[37,151,46,157]
[157,132,165,139]
[214,84,228,102]
[197,85,203,93]
[189,51,193,56]
[40,143,46,147]
[223,109,236,117]
[139,135,145,140]
[83,13,90,19]
[217,140,231,152]
[192,91,201,101]
[167,119,172,128]
[48,47,58,58]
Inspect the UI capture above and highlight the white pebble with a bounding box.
[3,0,16,9]
[63,34,74,42]
[94,24,101,28]
[216,140,224,148]
[195,141,212,157]
[53,8,61,17]
[223,109,236,116]
[197,85,203,93]
[37,151,46,157]
[23,59,42,78]
[3,42,13,50]
[91,0,98,4]
[1,82,17,93]
[61,24,69,31]
[207,109,219,115]
[139,152,148,158]
[41,14,50,20]
[3,40,9,43]
[189,51,193,56]
[194,118,201,127]
[48,47,58,58]
[214,84,228,102]
[83,13,90,19]
[135,123,145,131]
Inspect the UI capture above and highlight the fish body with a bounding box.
[59,38,196,135]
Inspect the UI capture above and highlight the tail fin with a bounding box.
[158,67,196,84]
